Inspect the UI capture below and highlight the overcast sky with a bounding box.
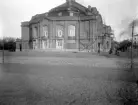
[0,0,138,41]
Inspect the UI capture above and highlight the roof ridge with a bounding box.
[49,2,67,12]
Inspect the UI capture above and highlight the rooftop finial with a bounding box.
[66,0,75,2]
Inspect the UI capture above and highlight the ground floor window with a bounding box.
[33,41,37,49]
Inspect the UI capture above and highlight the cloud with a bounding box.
[0,16,4,38]
[0,0,64,38]
[74,0,138,41]
[0,0,138,41]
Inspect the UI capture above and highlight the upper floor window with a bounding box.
[68,25,75,40]
[43,26,48,37]
[56,25,64,38]
[68,25,75,37]
[33,27,38,38]
[57,30,63,37]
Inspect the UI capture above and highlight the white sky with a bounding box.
[0,0,138,41]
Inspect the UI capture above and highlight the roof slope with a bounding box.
[48,0,88,14]
[29,13,48,24]
[29,0,100,24]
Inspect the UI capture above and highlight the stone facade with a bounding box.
[21,0,113,52]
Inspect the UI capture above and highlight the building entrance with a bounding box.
[42,40,49,49]
[56,39,64,49]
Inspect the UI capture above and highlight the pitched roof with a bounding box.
[29,13,48,24]
[29,0,100,24]
[48,0,88,14]
[46,15,96,21]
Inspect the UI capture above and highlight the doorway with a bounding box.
[56,39,64,49]
[42,40,49,49]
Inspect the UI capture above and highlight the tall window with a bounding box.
[68,25,75,43]
[43,26,48,38]
[68,25,75,37]
[56,25,63,38]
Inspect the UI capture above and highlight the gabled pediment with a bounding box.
[29,0,101,24]
[48,0,89,16]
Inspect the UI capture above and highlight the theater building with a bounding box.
[21,0,113,52]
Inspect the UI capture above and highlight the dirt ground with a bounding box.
[0,51,138,105]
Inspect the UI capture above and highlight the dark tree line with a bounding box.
[109,40,134,55]
[0,37,16,52]
[117,40,132,52]
[117,39,138,52]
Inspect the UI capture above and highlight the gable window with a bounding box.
[69,12,74,16]
[58,12,62,16]
[43,26,48,38]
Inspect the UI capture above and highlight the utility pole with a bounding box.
[78,11,80,51]
[2,37,4,63]
[131,21,135,70]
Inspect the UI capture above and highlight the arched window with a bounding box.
[58,30,63,37]
[56,25,63,38]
